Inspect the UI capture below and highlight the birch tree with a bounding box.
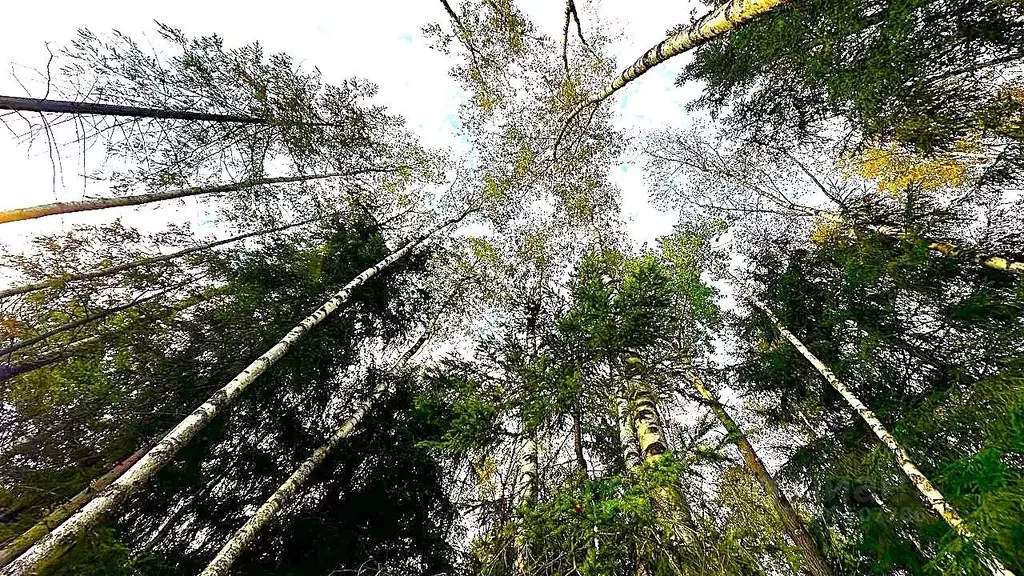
[748,293,1016,576]
[0,208,470,576]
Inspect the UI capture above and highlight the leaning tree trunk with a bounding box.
[0,96,346,127]
[0,210,470,576]
[0,95,267,124]
[0,168,399,225]
[681,366,834,576]
[197,332,429,576]
[749,294,1015,576]
[0,218,318,300]
[0,440,156,569]
[0,281,193,357]
[555,0,789,150]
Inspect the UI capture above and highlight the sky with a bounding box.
[0,0,703,261]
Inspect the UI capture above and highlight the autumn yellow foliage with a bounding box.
[809,219,844,245]
[852,143,978,195]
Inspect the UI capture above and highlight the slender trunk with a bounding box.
[749,294,1015,576]
[0,441,155,569]
[0,168,399,225]
[192,330,431,576]
[0,95,266,124]
[0,281,192,357]
[198,396,374,576]
[555,0,789,150]
[0,210,469,576]
[0,218,317,300]
[572,410,588,475]
[630,385,693,549]
[0,351,74,384]
[682,367,834,576]
[0,96,345,128]
[514,435,538,576]
[561,1,572,78]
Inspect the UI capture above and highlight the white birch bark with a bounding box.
[617,396,643,470]
[555,0,789,150]
[631,389,667,463]
[198,332,429,576]
[0,168,400,225]
[199,402,370,576]
[749,294,1015,576]
[0,211,467,576]
[514,435,538,575]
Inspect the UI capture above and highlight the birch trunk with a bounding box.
[0,218,317,300]
[0,168,398,225]
[0,441,155,568]
[631,389,667,463]
[0,211,468,576]
[514,435,538,576]
[681,367,834,576]
[198,328,431,575]
[630,386,694,547]
[555,0,789,149]
[617,396,643,470]
[749,294,1015,576]
[199,399,373,576]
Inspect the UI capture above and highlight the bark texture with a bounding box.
[0,95,265,124]
[0,168,397,225]
[555,0,789,150]
[682,367,834,576]
[0,442,154,569]
[0,211,468,576]
[617,396,643,470]
[631,389,667,462]
[750,295,1015,576]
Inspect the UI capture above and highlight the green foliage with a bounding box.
[681,0,1024,157]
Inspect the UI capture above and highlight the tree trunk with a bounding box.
[0,351,75,385]
[631,388,667,463]
[0,95,266,124]
[196,330,429,576]
[198,400,372,576]
[0,218,318,300]
[617,396,643,470]
[572,410,588,475]
[0,281,193,357]
[0,441,155,569]
[749,294,1015,576]
[0,210,470,576]
[681,366,834,576]
[514,435,538,576]
[0,168,399,225]
[555,0,789,150]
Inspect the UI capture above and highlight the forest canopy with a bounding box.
[0,1,1022,575]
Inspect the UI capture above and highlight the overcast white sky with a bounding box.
[0,0,707,259]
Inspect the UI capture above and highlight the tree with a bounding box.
[0,208,471,576]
